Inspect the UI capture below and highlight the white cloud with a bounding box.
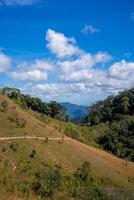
[30,83,87,99]
[58,52,111,82]
[81,24,100,35]
[1,0,39,6]
[20,58,134,101]
[10,59,54,81]
[109,60,134,80]
[2,29,134,103]
[94,52,112,63]
[11,70,47,81]
[60,69,93,82]
[32,59,54,71]
[45,29,111,83]
[0,51,12,73]
[57,53,94,73]
[46,29,82,58]
[18,59,54,71]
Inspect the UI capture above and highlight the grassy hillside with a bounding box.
[0,94,62,138]
[0,94,134,199]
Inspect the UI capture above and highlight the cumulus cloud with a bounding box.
[57,52,111,82]
[30,83,87,99]
[0,51,12,73]
[10,59,54,81]
[109,60,134,80]
[46,29,112,83]
[60,70,93,82]
[3,29,134,103]
[1,0,39,6]
[11,70,47,81]
[81,24,100,35]
[57,53,94,73]
[94,52,112,63]
[46,29,82,58]
[17,59,54,71]
[31,59,54,71]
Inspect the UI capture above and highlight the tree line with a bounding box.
[0,87,67,120]
[85,88,134,126]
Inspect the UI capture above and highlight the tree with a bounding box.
[32,165,61,198]
[49,101,65,118]
[74,161,91,181]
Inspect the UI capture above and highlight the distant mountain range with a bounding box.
[61,102,89,119]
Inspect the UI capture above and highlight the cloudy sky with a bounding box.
[0,0,134,105]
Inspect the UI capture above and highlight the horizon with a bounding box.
[0,0,134,105]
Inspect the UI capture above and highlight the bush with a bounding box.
[64,162,107,200]
[32,165,61,198]
[29,149,36,158]
[9,142,18,152]
[64,125,80,140]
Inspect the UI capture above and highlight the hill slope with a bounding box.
[0,94,134,199]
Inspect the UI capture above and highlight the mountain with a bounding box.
[0,92,134,199]
[61,102,89,118]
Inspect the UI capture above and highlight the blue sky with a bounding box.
[0,0,134,105]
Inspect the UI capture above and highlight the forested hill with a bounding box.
[85,88,134,162]
[0,87,67,120]
[85,88,134,125]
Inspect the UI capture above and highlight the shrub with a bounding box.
[29,149,37,158]
[9,142,18,152]
[64,125,80,140]
[32,165,61,198]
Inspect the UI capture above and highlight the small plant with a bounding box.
[9,142,18,152]
[29,149,37,158]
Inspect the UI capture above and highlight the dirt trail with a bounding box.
[0,136,70,141]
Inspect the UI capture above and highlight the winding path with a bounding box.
[0,136,70,141]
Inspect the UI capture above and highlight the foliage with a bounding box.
[49,101,65,119]
[29,149,37,158]
[84,88,134,161]
[1,87,67,120]
[63,162,107,200]
[85,88,134,125]
[32,165,61,198]
[32,162,107,200]
[97,116,134,161]
[9,142,18,152]
[64,124,80,140]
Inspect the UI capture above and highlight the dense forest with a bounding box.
[85,88,134,161]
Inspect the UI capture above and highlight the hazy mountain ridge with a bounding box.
[61,102,89,118]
